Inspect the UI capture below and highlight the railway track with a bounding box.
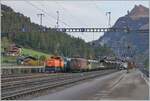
[2,72,90,94]
[1,69,118,100]
[2,73,78,91]
[2,71,102,90]
[1,73,42,78]
[1,73,66,83]
[139,68,149,77]
[2,70,109,91]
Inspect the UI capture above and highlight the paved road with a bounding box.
[33,69,149,100]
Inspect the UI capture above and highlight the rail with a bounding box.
[1,70,117,100]
[139,68,149,77]
[1,73,66,83]
[1,65,44,69]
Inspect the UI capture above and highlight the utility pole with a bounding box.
[37,13,44,50]
[106,12,111,28]
[37,13,44,31]
[56,11,59,28]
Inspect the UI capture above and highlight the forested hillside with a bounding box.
[1,4,114,59]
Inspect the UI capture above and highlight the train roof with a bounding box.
[88,59,98,62]
[70,57,87,61]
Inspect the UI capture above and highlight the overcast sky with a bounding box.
[1,0,149,42]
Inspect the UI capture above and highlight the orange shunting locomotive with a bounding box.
[45,56,64,72]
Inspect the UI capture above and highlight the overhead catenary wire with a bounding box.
[54,1,87,37]
[55,1,88,27]
[25,1,70,28]
[24,1,55,27]
[37,1,69,28]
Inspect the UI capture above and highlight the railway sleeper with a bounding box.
[2,70,117,100]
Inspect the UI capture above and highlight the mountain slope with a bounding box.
[96,5,149,66]
[1,4,92,58]
[1,4,114,59]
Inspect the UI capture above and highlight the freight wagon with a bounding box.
[69,58,110,72]
[100,59,121,70]
[45,56,120,73]
[88,60,103,71]
[69,58,89,72]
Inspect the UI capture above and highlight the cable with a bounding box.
[25,1,70,27]
[38,1,70,27]
[55,1,88,27]
[24,1,55,27]
[39,3,69,28]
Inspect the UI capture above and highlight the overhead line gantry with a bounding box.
[54,27,149,33]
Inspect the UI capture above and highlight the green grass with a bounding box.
[1,37,11,52]
[1,37,50,63]
[21,48,50,58]
[1,47,51,64]
[1,37,51,64]
[1,56,17,64]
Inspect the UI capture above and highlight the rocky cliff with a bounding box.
[96,5,149,66]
